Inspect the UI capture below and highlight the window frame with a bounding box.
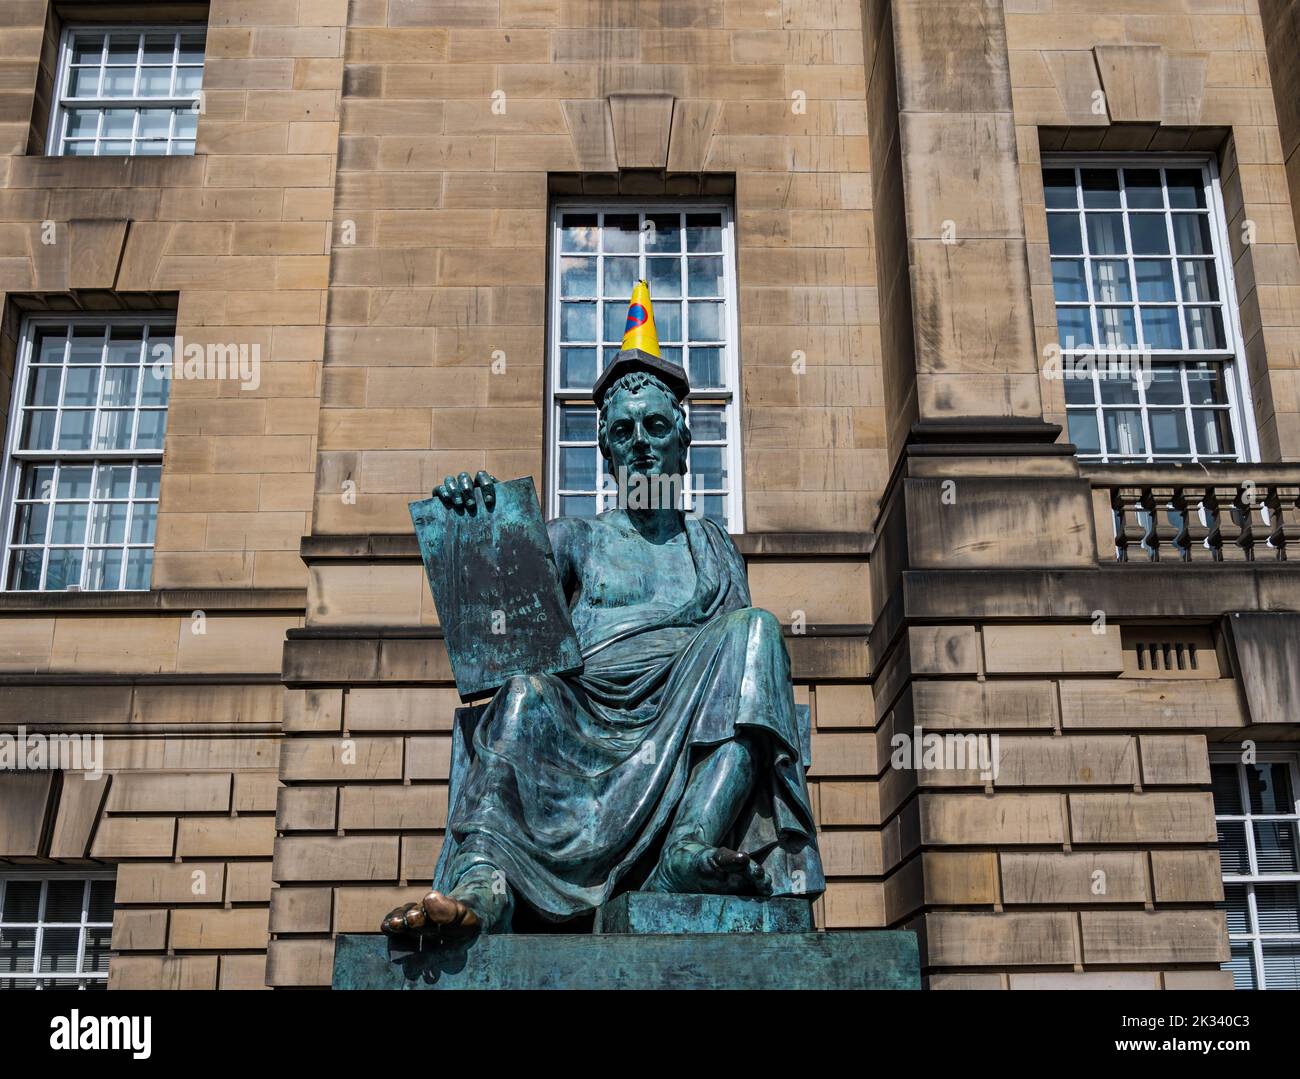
[46,23,206,158]
[0,870,115,989]
[1212,748,1300,990]
[0,312,172,592]
[1041,152,1259,465]
[545,199,746,534]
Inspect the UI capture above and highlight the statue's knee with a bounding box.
[502,674,546,708]
[742,607,784,642]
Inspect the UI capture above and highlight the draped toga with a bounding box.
[431,512,825,925]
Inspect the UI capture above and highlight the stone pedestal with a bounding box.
[332,893,919,990]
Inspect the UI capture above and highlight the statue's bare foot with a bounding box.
[651,838,772,896]
[380,890,480,938]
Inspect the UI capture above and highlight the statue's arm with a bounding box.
[546,516,587,603]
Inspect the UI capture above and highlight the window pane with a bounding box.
[101,68,136,96]
[88,881,114,922]
[1178,259,1218,302]
[1046,214,1082,255]
[1184,306,1225,350]
[1247,762,1295,815]
[1042,168,1076,208]
[136,465,161,499]
[1217,820,1249,875]
[83,927,112,974]
[88,502,128,545]
[1096,306,1137,348]
[0,929,36,974]
[1051,259,1087,301]
[558,256,595,296]
[102,366,139,407]
[1191,410,1234,457]
[57,410,94,450]
[58,467,93,500]
[71,33,105,65]
[45,549,84,591]
[1066,411,1100,454]
[685,213,722,252]
[689,446,725,489]
[124,548,153,590]
[559,406,596,442]
[1253,821,1299,874]
[603,300,628,343]
[178,34,206,65]
[9,550,44,590]
[1140,307,1182,350]
[1090,259,1130,302]
[21,409,56,450]
[69,328,105,364]
[654,302,681,342]
[13,503,49,545]
[601,214,639,253]
[560,302,596,342]
[1172,213,1213,255]
[44,881,84,923]
[2,880,41,921]
[95,409,134,450]
[1062,365,1094,404]
[559,447,595,491]
[603,256,638,297]
[1212,764,1241,812]
[1224,944,1256,990]
[1134,260,1176,302]
[644,212,680,253]
[689,405,726,442]
[142,32,175,64]
[1255,884,1300,933]
[1086,213,1126,255]
[25,363,64,405]
[689,347,722,389]
[687,256,724,297]
[688,302,722,342]
[136,410,166,449]
[39,928,80,972]
[1124,168,1163,208]
[50,503,88,545]
[1149,410,1190,455]
[87,547,125,592]
[1166,168,1206,208]
[1080,168,1120,208]
[561,214,598,253]
[1103,409,1146,456]
[1055,307,1092,348]
[1262,945,1300,990]
[64,107,99,136]
[1219,884,1249,934]
[559,347,596,389]
[1145,363,1184,404]
[95,465,133,500]
[129,502,157,545]
[559,494,595,518]
[1127,215,1170,255]
[646,257,680,298]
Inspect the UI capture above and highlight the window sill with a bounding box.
[8,153,205,189]
[0,587,305,613]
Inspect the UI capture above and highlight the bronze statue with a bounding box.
[384,286,823,939]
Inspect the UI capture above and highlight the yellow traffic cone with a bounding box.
[620,280,661,358]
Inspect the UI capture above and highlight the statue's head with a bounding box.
[597,371,691,482]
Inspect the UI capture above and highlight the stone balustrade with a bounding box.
[1083,466,1300,563]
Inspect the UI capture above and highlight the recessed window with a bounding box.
[1212,752,1300,989]
[1043,159,1252,464]
[49,26,205,156]
[548,204,743,531]
[2,316,172,591]
[0,875,114,989]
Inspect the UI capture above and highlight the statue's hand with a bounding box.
[434,470,496,512]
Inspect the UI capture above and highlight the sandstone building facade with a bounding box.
[0,0,1298,990]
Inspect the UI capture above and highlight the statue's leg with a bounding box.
[644,733,771,895]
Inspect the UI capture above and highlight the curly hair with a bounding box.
[596,371,692,464]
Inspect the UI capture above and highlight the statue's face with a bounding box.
[602,385,686,480]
